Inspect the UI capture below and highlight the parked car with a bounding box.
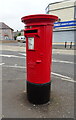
[16,36,26,43]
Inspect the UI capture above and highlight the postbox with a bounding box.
[21,14,58,104]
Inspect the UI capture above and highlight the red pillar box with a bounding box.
[21,14,58,104]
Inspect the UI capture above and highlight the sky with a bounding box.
[0,0,63,31]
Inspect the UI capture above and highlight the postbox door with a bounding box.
[27,36,42,84]
[25,26,52,84]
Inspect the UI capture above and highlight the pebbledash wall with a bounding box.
[45,0,76,49]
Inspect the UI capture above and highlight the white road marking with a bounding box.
[19,53,26,56]
[0,63,5,65]
[2,64,75,83]
[0,52,75,63]
[0,54,11,57]
[0,54,75,64]
[51,72,75,83]
[61,78,75,83]
[52,59,75,64]
[3,65,26,69]
[52,72,72,79]
[0,54,25,59]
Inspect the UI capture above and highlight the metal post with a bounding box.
[70,42,72,49]
[65,42,67,48]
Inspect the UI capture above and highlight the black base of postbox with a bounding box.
[27,81,51,104]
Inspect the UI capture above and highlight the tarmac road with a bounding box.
[0,43,75,118]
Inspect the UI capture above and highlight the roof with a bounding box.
[0,22,14,31]
[49,0,75,5]
[48,0,70,5]
[46,0,76,10]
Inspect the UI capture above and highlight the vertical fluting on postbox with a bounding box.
[21,14,58,104]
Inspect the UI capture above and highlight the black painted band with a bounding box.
[27,81,51,104]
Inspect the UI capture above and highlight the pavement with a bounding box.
[0,42,75,119]
[0,42,75,55]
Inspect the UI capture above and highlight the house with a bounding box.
[46,0,76,49]
[0,22,14,40]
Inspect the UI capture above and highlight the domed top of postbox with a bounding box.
[21,14,58,26]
